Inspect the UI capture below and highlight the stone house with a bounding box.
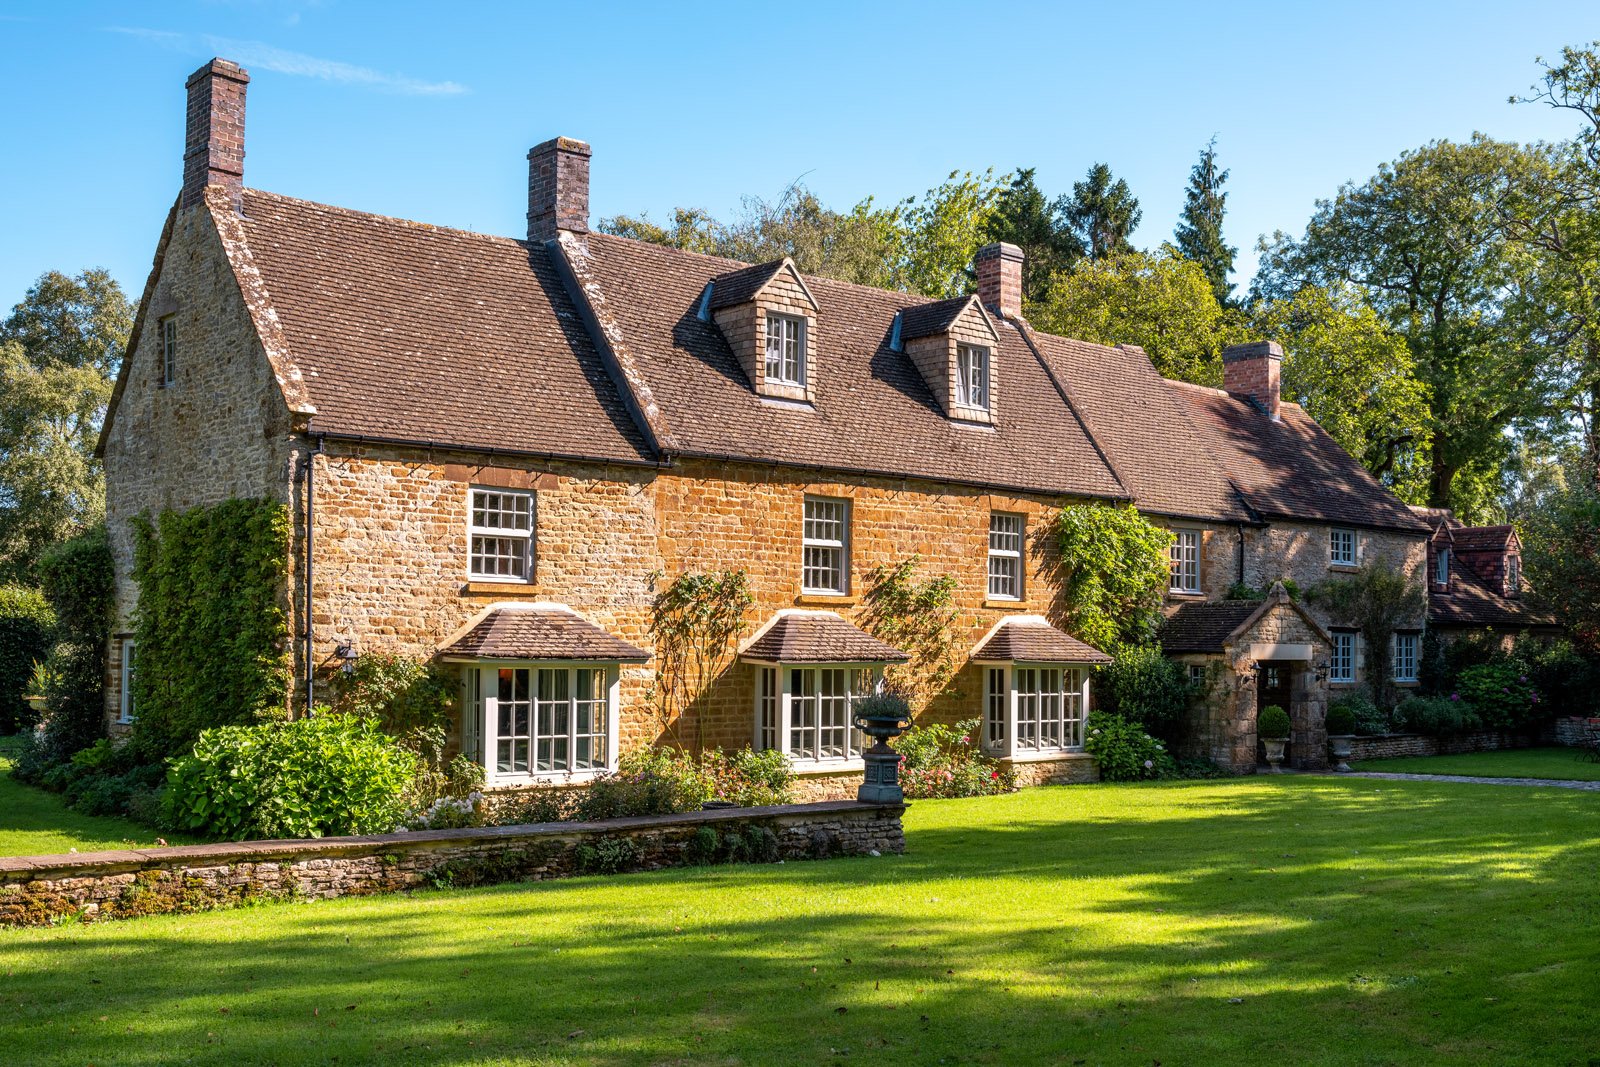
[1413,509,1559,645]
[100,60,1434,790]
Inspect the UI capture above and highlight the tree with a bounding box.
[1252,285,1433,502]
[1254,137,1555,517]
[1174,138,1237,305]
[890,170,1004,299]
[1522,478,1600,653]
[1060,163,1142,260]
[1029,249,1243,384]
[598,206,721,256]
[0,269,129,584]
[982,168,1082,303]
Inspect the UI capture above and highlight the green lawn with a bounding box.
[1351,745,1600,781]
[3,779,1597,1065]
[0,738,185,856]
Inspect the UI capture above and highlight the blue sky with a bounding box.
[1,1,1595,307]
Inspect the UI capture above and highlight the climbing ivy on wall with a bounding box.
[1054,503,1173,652]
[646,569,754,752]
[131,499,293,759]
[861,557,959,714]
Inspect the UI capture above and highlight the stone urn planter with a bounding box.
[1259,704,1291,775]
[1327,735,1355,773]
[24,693,47,714]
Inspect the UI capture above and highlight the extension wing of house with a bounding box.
[1412,509,1559,641]
[104,59,1461,785]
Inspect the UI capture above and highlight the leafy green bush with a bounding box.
[1054,503,1173,649]
[576,747,714,821]
[700,747,794,807]
[327,651,471,807]
[0,585,53,734]
[1520,637,1598,719]
[165,715,418,840]
[1096,644,1193,736]
[896,717,1014,798]
[1454,662,1543,730]
[1084,712,1174,781]
[1324,701,1357,736]
[1329,693,1388,735]
[576,837,640,874]
[1258,705,1292,740]
[1395,695,1480,737]
[29,527,113,767]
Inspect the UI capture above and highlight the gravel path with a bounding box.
[1343,771,1600,792]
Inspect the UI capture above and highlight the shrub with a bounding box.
[575,747,714,821]
[1520,637,1599,719]
[327,652,469,808]
[1054,503,1174,649]
[404,792,486,831]
[896,717,1014,798]
[29,527,113,767]
[700,747,794,807]
[1395,695,1480,737]
[495,788,579,826]
[164,715,418,840]
[0,585,53,734]
[1454,661,1542,730]
[1084,712,1174,781]
[1329,693,1387,735]
[576,837,640,875]
[1095,644,1193,737]
[1257,705,1291,740]
[1324,701,1357,736]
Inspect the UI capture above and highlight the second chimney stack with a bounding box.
[975,242,1024,321]
[182,59,250,212]
[528,137,592,243]
[1222,340,1283,420]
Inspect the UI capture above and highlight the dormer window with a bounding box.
[765,313,805,387]
[1506,555,1521,596]
[1435,547,1450,586]
[956,344,990,410]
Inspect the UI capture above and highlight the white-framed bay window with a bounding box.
[752,663,881,766]
[981,663,1089,758]
[460,662,620,783]
[468,487,534,582]
[1170,528,1201,594]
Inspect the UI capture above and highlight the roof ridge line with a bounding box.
[242,187,525,248]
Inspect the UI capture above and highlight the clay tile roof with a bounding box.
[897,296,976,341]
[1159,600,1263,653]
[439,606,649,662]
[741,612,910,664]
[1429,559,1557,631]
[578,233,1128,500]
[1451,525,1515,552]
[235,190,654,464]
[707,260,787,309]
[1167,381,1429,532]
[971,617,1111,664]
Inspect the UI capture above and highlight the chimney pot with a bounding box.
[1221,340,1283,420]
[528,137,592,242]
[182,58,249,213]
[974,242,1024,321]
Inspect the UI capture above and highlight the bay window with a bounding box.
[982,664,1089,757]
[752,663,879,764]
[460,662,620,782]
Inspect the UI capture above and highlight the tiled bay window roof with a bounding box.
[970,617,1112,664]
[740,611,910,664]
[439,605,649,662]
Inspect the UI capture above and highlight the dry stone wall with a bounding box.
[0,801,905,928]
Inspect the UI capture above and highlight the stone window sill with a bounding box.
[795,593,858,607]
[992,750,1091,765]
[1166,591,1207,602]
[983,598,1029,611]
[1328,564,1360,574]
[790,758,865,776]
[462,581,539,596]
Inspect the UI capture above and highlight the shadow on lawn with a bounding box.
[5,779,1600,1066]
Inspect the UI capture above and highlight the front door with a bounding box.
[1257,661,1294,767]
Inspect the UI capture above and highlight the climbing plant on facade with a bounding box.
[131,499,293,759]
[1053,503,1172,651]
[861,556,959,714]
[646,569,753,752]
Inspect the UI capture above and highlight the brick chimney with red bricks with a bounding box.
[1222,340,1283,420]
[181,59,249,213]
[975,242,1024,320]
[527,137,592,242]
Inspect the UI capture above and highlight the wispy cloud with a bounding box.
[105,27,467,96]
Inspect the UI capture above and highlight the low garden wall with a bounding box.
[0,800,905,928]
[1553,717,1599,747]
[1348,730,1542,762]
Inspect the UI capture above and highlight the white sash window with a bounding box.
[981,664,1089,757]
[461,662,620,784]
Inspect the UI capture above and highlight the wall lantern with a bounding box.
[335,640,359,675]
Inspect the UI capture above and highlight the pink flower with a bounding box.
[990,771,999,779]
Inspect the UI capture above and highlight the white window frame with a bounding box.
[1435,547,1450,586]
[1169,528,1201,594]
[1187,663,1207,687]
[956,343,990,410]
[750,662,880,768]
[159,316,177,387]
[765,312,806,387]
[1330,527,1358,567]
[461,662,621,785]
[468,486,534,583]
[1392,633,1419,683]
[987,512,1025,600]
[118,638,136,724]
[1329,631,1356,684]
[801,496,850,595]
[1506,555,1521,595]
[980,663,1089,759]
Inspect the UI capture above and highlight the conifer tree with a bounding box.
[1173,138,1237,305]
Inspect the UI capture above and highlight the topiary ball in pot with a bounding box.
[1258,705,1292,740]
[1324,702,1357,737]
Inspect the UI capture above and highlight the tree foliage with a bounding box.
[0,584,53,734]
[1174,138,1237,305]
[1061,162,1143,260]
[1030,250,1243,384]
[1252,284,1433,502]
[0,270,129,583]
[131,500,293,760]
[31,525,114,763]
[1053,504,1172,651]
[1522,479,1600,653]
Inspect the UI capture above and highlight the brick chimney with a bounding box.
[182,59,249,213]
[1222,340,1283,420]
[975,242,1024,320]
[527,137,592,242]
